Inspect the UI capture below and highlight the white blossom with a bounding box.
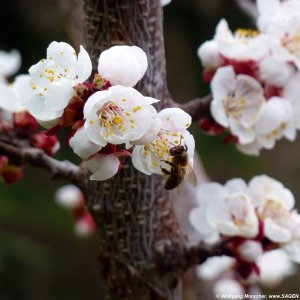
[257,0,300,68]
[196,256,235,280]
[84,85,159,147]
[257,249,295,287]
[131,108,194,176]
[0,75,30,112]
[54,184,83,210]
[197,40,224,70]
[190,175,298,245]
[236,97,295,155]
[283,213,300,263]
[25,41,92,123]
[0,49,21,82]
[214,19,269,61]
[211,66,265,145]
[249,175,295,243]
[258,56,294,87]
[213,279,244,297]
[190,179,259,241]
[98,45,148,87]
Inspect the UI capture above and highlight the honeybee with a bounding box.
[161,143,197,190]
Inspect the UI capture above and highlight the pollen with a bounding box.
[125,112,130,116]
[32,84,37,90]
[132,105,141,113]
[60,51,64,55]
[172,132,179,137]
[112,116,123,125]
[235,28,258,38]
[185,123,190,128]
[166,117,170,121]
[89,120,95,124]
[122,99,127,102]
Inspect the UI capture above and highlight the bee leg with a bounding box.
[162,160,176,167]
[161,167,172,175]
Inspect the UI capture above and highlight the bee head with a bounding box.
[169,144,187,156]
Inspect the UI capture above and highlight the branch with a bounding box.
[154,239,232,274]
[235,0,258,20]
[0,140,84,187]
[169,94,212,122]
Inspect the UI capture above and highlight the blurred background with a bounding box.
[0,0,299,299]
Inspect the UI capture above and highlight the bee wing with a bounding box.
[176,164,198,193]
[185,163,198,187]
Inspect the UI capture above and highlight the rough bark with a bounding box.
[82,1,185,299]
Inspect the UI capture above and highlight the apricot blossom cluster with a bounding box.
[198,0,300,155]
[190,175,300,291]
[17,42,195,181]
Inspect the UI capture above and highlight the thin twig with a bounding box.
[0,140,84,188]
[169,95,212,122]
[154,239,232,274]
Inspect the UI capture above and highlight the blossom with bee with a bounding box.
[131,108,195,181]
[25,41,92,125]
[68,86,160,181]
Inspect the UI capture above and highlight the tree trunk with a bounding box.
[82,1,186,299]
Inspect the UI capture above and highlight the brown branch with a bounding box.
[169,94,212,122]
[154,240,232,274]
[0,140,84,187]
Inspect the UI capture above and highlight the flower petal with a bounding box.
[25,94,63,121]
[85,154,120,181]
[70,127,102,159]
[0,83,23,112]
[0,49,21,79]
[44,79,75,111]
[47,41,77,77]
[75,45,92,83]
[265,218,292,243]
[159,107,192,131]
